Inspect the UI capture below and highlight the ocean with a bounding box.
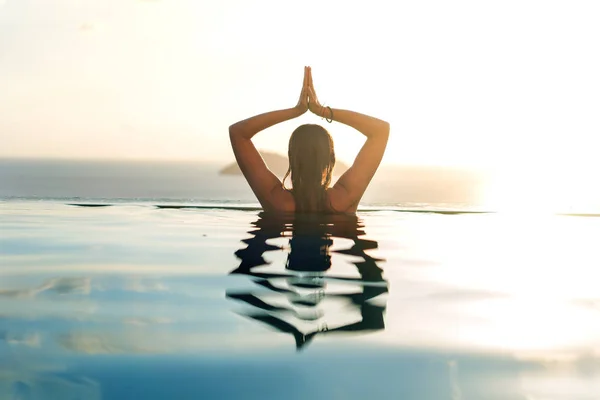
[1,159,600,399]
[0,159,486,210]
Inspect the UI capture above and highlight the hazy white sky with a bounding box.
[1,0,599,172]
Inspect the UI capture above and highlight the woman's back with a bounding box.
[273,187,360,214]
[229,66,389,214]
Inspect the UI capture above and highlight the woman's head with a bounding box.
[284,124,336,212]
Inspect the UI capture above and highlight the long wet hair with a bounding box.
[283,124,335,213]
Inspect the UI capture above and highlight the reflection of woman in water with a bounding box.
[229,66,390,213]
[228,213,388,350]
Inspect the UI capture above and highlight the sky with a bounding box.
[1,0,599,174]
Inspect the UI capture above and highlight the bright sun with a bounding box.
[480,166,600,214]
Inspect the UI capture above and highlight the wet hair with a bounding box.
[283,124,335,213]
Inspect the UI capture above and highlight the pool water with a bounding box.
[1,202,600,399]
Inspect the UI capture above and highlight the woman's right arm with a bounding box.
[307,68,390,211]
[328,108,390,211]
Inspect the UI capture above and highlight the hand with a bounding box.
[307,66,324,116]
[294,66,309,114]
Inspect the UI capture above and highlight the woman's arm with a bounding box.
[327,108,390,210]
[229,67,309,210]
[307,67,390,211]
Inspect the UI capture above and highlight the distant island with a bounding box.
[220,151,349,178]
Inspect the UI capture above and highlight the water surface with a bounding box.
[1,202,600,399]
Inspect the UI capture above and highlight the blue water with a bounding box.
[2,200,600,399]
[0,159,487,210]
[2,160,600,398]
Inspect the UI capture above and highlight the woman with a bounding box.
[229,66,389,213]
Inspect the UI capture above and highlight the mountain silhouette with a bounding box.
[220,151,349,177]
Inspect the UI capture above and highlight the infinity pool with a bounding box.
[1,202,600,399]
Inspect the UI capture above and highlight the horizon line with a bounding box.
[0,156,489,170]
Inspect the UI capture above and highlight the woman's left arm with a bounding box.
[229,67,309,210]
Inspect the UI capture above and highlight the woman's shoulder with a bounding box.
[267,187,295,213]
[326,187,358,214]
[268,187,356,214]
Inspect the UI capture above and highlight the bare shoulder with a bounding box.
[266,187,357,213]
[326,187,358,213]
[268,187,296,213]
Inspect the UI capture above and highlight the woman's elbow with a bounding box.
[380,121,390,138]
[229,124,242,141]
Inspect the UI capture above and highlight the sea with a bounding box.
[1,159,600,399]
[0,158,490,209]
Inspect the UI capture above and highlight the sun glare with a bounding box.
[480,165,600,214]
[374,209,600,355]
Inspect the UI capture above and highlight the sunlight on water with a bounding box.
[1,202,600,399]
[480,169,600,215]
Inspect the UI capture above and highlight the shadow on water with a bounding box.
[227,213,389,351]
